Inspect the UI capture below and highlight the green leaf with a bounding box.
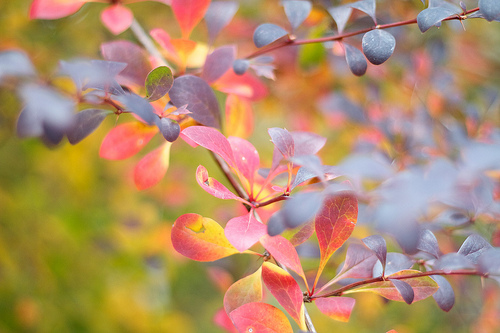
[145,66,173,101]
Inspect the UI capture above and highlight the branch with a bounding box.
[129,18,170,67]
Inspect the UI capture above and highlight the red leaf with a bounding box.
[172,0,211,38]
[29,0,87,20]
[260,235,306,285]
[225,212,267,252]
[182,126,235,167]
[288,221,315,247]
[345,269,439,302]
[314,297,356,322]
[171,213,239,261]
[99,122,158,160]
[225,94,254,139]
[133,142,171,190]
[262,262,306,330]
[195,165,251,205]
[224,267,262,314]
[100,4,133,35]
[213,308,237,333]
[314,192,358,289]
[229,302,293,333]
[214,69,268,101]
[228,136,259,191]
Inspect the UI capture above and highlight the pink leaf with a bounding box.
[314,192,358,289]
[291,131,327,156]
[229,302,293,333]
[133,142,171,190]
[268,127,294,159]
[214,69,268,101]
[99,122,158,160]
[262,262,306,330]
[172,0,211,38]
[228,136,260,189]
[182,126,235,167]
[224,267,262,314]
[314,297,356,322]
[100,4,133,35]
[225,211,267,252]
[30,0,87,20]
[213,308,237,333]
[260,235,306,284]
[195,165,250,205]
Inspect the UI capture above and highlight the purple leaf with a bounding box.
[479,0,500,21]
[156,117,180,142]
[328,5,352,34]
[362,30,396,65]
[0,50,35,81]
[283,0,312,30]
[417,229,440,259]
[232,59,249,75]
[268,127,295,159]
[267,210,287,237]
[350,0,377,24]
[389,279,414,304]
[67,108,111,144]
[373,253,413,277]
[318,93,366,123]
[434,253,475,272]
[344,43,367,76]
[169,75,221,129]
[478,248,500,279]
[330,243,377,285]
[291,165,338,190]
[115,93,156,125]
[290,155,324,180]
[204,1,239,43]
[249,56,276,80]
[253,23,289,48]
[457,233,493,264]
[431,275,455,312]
[145,66,173,101]
[292,131,327,156]
[201,46,236,84]
[101,40,151,86]
[282,191,325,229]
[417,7,457,33]
[362,235,387,274]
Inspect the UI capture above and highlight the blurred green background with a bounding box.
[1,1,500,332]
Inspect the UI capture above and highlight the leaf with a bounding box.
[171,213,239,261]
[99,122,157,160]
[457,233,493,264]
[204,1,239,43]
[101,40,152,87]
[434,253,475,271]
[416,229,440,259]
[315,297,356,322]
[417,7,457,33]
[346,270,439,302]
[214,69,268,101]
[350,0,377,24]
[314,192,358,288]
[228,136,260,187]
[0,50,36,81]
[232,59,249,75]
[288,221,315,247]
[328,5,352,34]
[292,131,327,156]
[268,127,295,159]
[225,212,267,252]
[195,165,250,204]
[29,0,87,19]
[171,0,211,38]
[67,108,110,145]
[229,302,293,333]
[201,46,236,84]
[283,0,312,30]
[213,308,238,333]
[262,262,306,330]
[115,93,157,125]
[431,275,455,312]
[479,0,500,21]
[169,75,221,128]
[100,4,133,35]
[362,30,396,65]
[133,142,171,190]
[253,23,289,48]
[225,94,254,138]
[224,267,263,314]
[389,279,414,304]
[282,191,324,229]
[478,248,500,277]
[145,66,173,101]
[373,253,414,277]
[344,43,367,76]
[156,117,180,142]
[362,235,387,274]
[260,235,306,282]
[182,126,235,166]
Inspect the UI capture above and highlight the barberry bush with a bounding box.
[1,0,500,332]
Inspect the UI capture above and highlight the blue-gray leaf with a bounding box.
[344,43,367,76]
[417,6,457,33]
[253,23,289,48]
[362,30,396,65]
[479,0,500,21]
[283,0,312,30]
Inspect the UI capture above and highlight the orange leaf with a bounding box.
[171,213,239,262]
[314,297,356,322]
[229,302,293,333]
[224,267,262,314]
[133,142,171,190]
[225,94,254,138]
[99,122,158,160]
[172,0,211,38]
[262,262,306,330]
[170,38,197,68]
[30,0,87,19]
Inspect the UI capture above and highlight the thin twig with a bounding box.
[130,18,170,67]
